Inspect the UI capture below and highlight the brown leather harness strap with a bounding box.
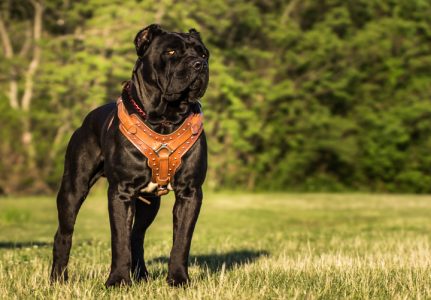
[116,98,203,194]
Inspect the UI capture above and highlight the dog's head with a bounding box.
[132,24,209,105]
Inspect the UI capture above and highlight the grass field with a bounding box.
[1,193,431,299]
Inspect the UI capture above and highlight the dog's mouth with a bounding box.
[164,73,207,103]
[186,77,207,102]
[189,77,202,90]
[165,88,200,103]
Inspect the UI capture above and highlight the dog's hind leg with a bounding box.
[50,128,103,283]
[131,195,160,281]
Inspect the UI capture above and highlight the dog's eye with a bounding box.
[201,54,206,58]
[167,50,176,56]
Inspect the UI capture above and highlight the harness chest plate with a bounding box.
[116,99,203,194]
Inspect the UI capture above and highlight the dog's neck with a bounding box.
[121,81,200,134]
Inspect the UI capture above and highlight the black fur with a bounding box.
[50,24,209,287]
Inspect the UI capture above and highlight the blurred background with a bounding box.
[1,0,431,195]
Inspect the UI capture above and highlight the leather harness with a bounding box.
[116,98,203,196]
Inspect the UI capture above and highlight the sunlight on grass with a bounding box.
[0,193,431,299]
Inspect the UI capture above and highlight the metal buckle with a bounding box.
[153,143,173,154]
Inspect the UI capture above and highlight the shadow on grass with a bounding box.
[0,241,52,249]
[148,249,269,273]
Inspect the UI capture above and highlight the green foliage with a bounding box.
[1,0,431,193]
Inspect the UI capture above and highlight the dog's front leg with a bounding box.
[105,184,135,287]
[167,186,203,287]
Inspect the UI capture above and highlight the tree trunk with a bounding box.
[20,1,43,179]
[0,0,49,193]
[0,14,19,109]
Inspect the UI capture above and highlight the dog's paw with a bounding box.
[132,268,149,282]
[167,271,190,287]
[105,274,132,288]
[50,267,68,284]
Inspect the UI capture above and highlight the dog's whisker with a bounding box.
[137,196,151,205]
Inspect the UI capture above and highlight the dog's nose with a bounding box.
[193,60,203,70]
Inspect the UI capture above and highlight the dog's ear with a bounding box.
[134,24,162,56]
[188,28,201,40]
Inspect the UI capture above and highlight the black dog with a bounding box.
[50,24,209,287]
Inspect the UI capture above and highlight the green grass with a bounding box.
[1,193,431,299]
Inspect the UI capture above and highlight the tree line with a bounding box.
[1,0,431,194]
